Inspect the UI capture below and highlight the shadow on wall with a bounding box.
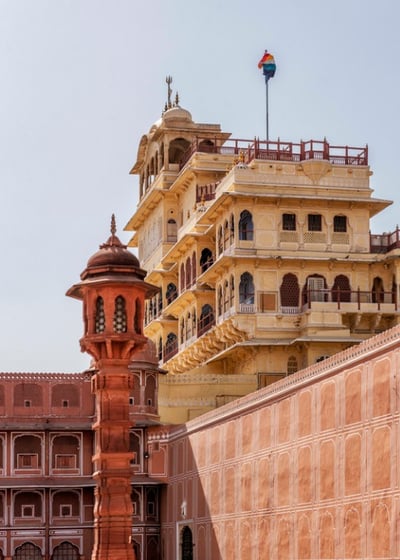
[160,424,221,559]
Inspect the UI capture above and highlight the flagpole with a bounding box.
[258,49,276,144]
[265,77,269,142]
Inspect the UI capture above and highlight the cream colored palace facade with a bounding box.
[125,99,400,424]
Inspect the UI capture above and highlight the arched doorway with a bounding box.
[181,526,193,560]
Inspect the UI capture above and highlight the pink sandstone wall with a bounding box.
[161,326,400,559]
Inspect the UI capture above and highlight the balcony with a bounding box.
[370,227,400,253]
[179,137,368,170]
[229,289,398,316]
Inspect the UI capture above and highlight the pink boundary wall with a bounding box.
[161,325,400,559]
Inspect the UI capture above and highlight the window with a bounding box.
[308,214,322,231]
[280,273,300,308]
[239,210,254,240]
[200,248,213,273]
[129,397,134,406]
[95,296,105,333]
[18,454,37,469]
[287,356,298,374]
[239,272,255,304]
[113,296,127,333]
[333,215,347,232]
[282,213,296,231]
[167,219,177,242]
[166,283,177,305]
[62,400,69,408]
[60,504,72,517]
[24,400,31,408]
[55,455,76,469]
[22,505,34,517]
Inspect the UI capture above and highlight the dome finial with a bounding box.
[166,75,173,109]
[110,214,116,236]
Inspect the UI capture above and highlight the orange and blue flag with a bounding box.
[258,50,276,82]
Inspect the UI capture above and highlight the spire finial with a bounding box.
[110,214,116,236]
[166,75,173,109]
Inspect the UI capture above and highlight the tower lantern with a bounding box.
[67,215,158,560]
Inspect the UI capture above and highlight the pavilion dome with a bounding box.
[83,215,143,280]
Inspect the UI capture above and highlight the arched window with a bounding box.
[230,275,235,307]
[280,273,300,309]
[95,296,105,333]
[51,435,80,470]
[224,279,229,312]
[230,214,235,244]
[372,276,384,303]
[185,257,191,288]
[200,248,213,273]
[186,312,192,339]
[218,286,223,316]
[113,296,127,333]
[192,309,196,332]
[158,337,163,361]
[166,283,177,305]
[14,543,42,560]
[180,317,185,344]
[134,297,142,334]
[239,210,254,241]
[181,526,193,560]
[218,226,223,255]
[52,491,80,518]
[332,275,351,302]
[287,356,298,375]
[167,219,177,242]
[180,263,185,291]
[14,435,42,469]
[223,220,230,249]
[198,304,214,335]
[168,138,191,165]
[14,491,42,518]
[303,275,327,304]
[191,252,197,283]
[164,333,178,360]
[145,375,156,408]
[51,542,79,560]
[239,272,254,304]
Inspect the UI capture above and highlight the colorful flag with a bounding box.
[258,50,276,82]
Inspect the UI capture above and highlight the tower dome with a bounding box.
[162,105,193,124]
[82,214,144,281]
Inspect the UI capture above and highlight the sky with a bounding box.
[1,0,399,372]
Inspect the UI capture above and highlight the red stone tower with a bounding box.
[67,216,158,560]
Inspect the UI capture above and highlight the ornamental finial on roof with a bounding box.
[166,75,173,109]
[110,214,116,236]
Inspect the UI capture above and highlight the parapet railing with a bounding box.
[180,138,368,169]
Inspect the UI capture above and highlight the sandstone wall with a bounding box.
[162,326,400,559]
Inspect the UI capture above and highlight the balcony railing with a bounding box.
[196,182,219,203]
[370,227,400,253]
[179,138,368,170]
[303,289,396,310]
[163,340,178,361]
[197,311,215,337]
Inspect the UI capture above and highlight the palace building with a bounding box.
[1,91,400,560]
[124,94,400,424]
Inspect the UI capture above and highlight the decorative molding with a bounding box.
[160,373,255,385]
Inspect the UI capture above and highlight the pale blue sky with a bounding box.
[1,0,399,371]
